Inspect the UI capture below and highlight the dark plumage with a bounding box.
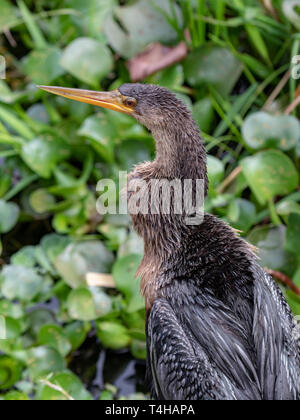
[119,83,300,400]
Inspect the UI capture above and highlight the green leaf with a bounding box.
[285,213,300,256]
[113,254,144,313]
[0,265,44,302]
[247,225,297,276]
[27,309,56,337]
[90,287,112,318]
[0,356,22,390]
[104,0,182,59]
[227,198,256,233]
[17,0,47,49]
[78,114,117,162]
[0,300,24,319]
[37,371,93,401]
[29,189,56,214]
[116,139,151,172]
[0,1,19,32]
[241,150,299,205]
[21,135,70,179]
[3,317,22,340]
[148,65,184,89]
[26,347,66,380]
[183,45,242,96]
[130,340,146,360]
[242,112,300,150]
[40,234,71,264]
[97,321,131,350]
[0,200,19,234]
[64,322,91,351]
[22,47,65,85]
[4,391,29,401]
[277,200,300,217]
[38,325,72,357]
[11,246,37,268]
[193,98,215,133]
[60,38,113,87]
[54,241,114,289]
[66,0,117,39]
[67,288,96,321]
[207,156,225,188]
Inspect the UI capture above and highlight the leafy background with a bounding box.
[0,0,300,401]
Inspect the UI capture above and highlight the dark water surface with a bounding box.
[69,333,147,399]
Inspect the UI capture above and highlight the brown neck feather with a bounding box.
[129,111,208,309]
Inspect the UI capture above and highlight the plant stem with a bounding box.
[268,199,281,226]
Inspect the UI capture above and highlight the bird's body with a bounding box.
[40,83,300,400]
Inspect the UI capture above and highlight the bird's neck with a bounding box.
[151,116,208,190]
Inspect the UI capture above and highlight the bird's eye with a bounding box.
[124,97,137,108]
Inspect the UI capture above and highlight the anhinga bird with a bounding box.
[39,84,300,400]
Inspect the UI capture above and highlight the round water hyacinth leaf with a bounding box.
[54,241,114,289]
[11,246,37,268]
[247,225,297,276]
[66,0,117,39]
[0,1,21,32]
[149,65,184,89]
[4,391,29,401]
[78,114,116,162]
[65,322,91,351]
[285,213,300,256]
[3,317,22,340]
[193,98,215,133]
[277,200,300,217]
[116,139,151,172]
[131,340,147,360]
[207,156,225,188]
[21,135,70,179]
[90,287,112,318]
[184,45,242,96]
[60,38,113,86]
[38,325,72,357]
[0,200,19,234]
[118,231,144,257]
[27,309,56,337]
[283,0,300,30]
[113,254,144,313]
[97,321,131,350]
[0,356,22,390]
[104,0,182,59]
[37,371,93,401]
[29,189,56,214]
[242,112,300,150]
[27,104,50,124]
[227,199,256,233]
[0,300,24,319]
[67,288,97,321]
[241,150,299,205]
[0,265,44,302]
[22,47,65,84]
[41,234,71,264]
[27,347,66,380]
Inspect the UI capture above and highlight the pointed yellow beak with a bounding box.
[38,86,135,114]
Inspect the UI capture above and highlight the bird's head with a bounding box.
[38,83,190,132]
